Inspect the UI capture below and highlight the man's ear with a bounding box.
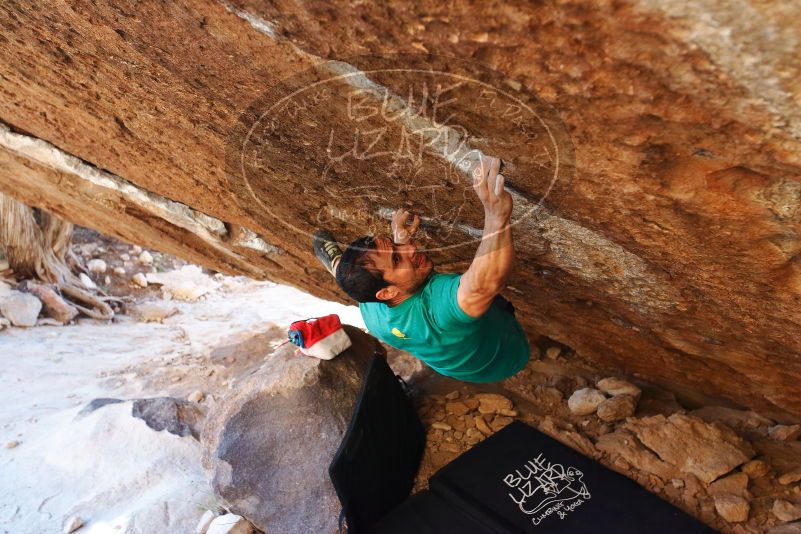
[376,285,399,301]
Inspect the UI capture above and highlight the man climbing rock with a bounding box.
[312,155,530,382]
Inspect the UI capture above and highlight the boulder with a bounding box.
[132,273,148,287]
[568,388,606,415]
[201,325,383,533]
[625,414,755,483]
[0,290,42,327]
[597,377,641,398]
[4,0,801,420]
[132,397,207,440]
[713,494,750,523]
[597,394,638,422]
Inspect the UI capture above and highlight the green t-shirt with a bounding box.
[359,272,530,382]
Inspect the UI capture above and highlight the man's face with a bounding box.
[360,236,434,301]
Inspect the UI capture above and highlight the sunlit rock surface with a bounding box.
[1,0,800,416]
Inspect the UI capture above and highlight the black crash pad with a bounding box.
[373,421,716,533]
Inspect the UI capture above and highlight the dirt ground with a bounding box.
[4,229,801,534]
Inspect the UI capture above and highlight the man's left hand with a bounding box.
[391,208,421,244]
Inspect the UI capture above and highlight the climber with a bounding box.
[312,155,530,383]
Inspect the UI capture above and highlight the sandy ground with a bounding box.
[0,276,365,534]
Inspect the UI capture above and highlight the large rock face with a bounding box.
[201,325,383,532]
[1,1,800,416]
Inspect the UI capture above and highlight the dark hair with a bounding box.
[336,235,389,303]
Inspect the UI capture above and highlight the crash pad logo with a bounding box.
[503,453,591,526]
[227,54,574,257]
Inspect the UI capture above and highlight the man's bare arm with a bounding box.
[458,155,515,318]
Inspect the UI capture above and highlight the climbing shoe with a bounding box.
[313,229,343,277]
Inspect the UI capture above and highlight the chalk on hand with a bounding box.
[495,174,505,196]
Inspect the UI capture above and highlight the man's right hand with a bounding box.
[472,155,512,224]
[456,154,516,319]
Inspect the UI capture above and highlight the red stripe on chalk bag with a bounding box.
[294,314,344,349]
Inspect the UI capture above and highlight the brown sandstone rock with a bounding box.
[538,417,597,459]
[474,415,493,437]
[595,429,677,480]
[445,401,471,416]
[690,406,774,438]
[597,378,641,398]
[770,425,801,441]
[741,459,770,479]
[768,522,801,533]
[2,0,801,420]
[625,414,755,483]
[475,394,513,415]
[708,472,749,498]
[713,494,750,523]
[779,468,801,486]
[597,394,638,422]
[773,500,801,522]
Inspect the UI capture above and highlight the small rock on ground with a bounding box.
[475,393,513,415]
[769,424,801,441]
[195,510,216,534]
[742,459,770,478]
[768,522,801,533]
[79,272,96,289]
[131,302,179,323]
[0,290,42,327]
[709,472,749,497]
[206,514,253,534]
[87,258,107,273]
[597,394,638,422]
[774,500,801,522]
[138,250,154,265]
[62,515,84,533]
[624,414,754,483]
[545,346,561,359]
[597,377,641,398]
[132,273,148,287]
[568,388,606,415]
[713,494,750,523]
[779,468,801,485]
